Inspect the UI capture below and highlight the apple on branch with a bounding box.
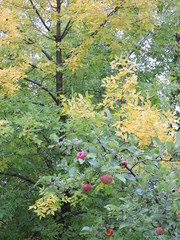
[101,174,113,184]
[156,227,164,235]
[121,161,127,168]
[83,183,92,192]
[77,151,86,160]
[105,228,113,236]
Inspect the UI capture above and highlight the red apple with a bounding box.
[77,151,86,160]
[121,161,127,168]
[83,183,92,192]
[105,228,113,236]
[156,227,164,235]
[101,174,113,184]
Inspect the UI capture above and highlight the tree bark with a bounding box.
[56,1,62,103]
[56,0,65,122]
[56,0,66,123]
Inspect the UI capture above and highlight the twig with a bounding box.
[126,166,136,177]
[41,49,54,61]
[0,171,42,187]
[61,19,73,40]
[24,78,58,105]
[29,0,50,31]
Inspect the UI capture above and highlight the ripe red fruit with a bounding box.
[156,227,164,235]
[121,161,127,168]
[83,183,92,192]
[176,214,180,219]
[76,151,86,160]
[101,174,113,184]
[105,228,113,236]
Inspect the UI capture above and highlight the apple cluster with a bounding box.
[76,151,178,237]
[76,152,130,236]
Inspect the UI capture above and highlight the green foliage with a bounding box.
[0,0,179,239]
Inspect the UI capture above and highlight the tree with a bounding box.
[0,0,179,239]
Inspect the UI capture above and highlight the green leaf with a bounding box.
[176,132,180,147]
[49,133,59,143]
[105,109,111,119]
[81,226,91,232]
[79,159,85,165]
[88,159,100,168]
[127,146,137,153]
[108,140,119,148]
[104,204,119,211]
[166,141,174,154]
[115,174,126,184]
[87,153,97,158]
[69,166,77,177]
[119,222,131,229]
[89,146,97,153]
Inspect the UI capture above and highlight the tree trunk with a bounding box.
[56,0,65,122]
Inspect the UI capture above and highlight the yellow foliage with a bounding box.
[62,92,105,127]
[39,61,56,77]
[101,60,175,147]
[0,67,26,95]
[64,0,159,71]
[160,161,180,169]
[70,190,88,207]
[115,102,174,146]
[29,193,59,219]
[0,119,13,135]
[100,62,137,110]
[1,0,160,74]
[63,59,175,147]
[0,8,19,46]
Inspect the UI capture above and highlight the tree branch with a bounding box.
[0,171,42,187]
[65,4,123,60]
[29,0,50,31]
[24,78,59,105]
[41,49,54,61]
[131,158,180,170]
[91,6,120,38]
[61,19,73,40]
[12,100,45,107]
[126,166,136,177]
[27,14,54,40]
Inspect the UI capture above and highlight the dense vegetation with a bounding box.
[0,0,180,239]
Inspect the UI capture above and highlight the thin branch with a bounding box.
[128,34,150,58]
[48,0,57,10]
[131,158,180,170]
[29,0,50,31]
[11,100,45,107]
[28,63,44,73]
[65,4,124,60]
[41,49,54,61]
[24,78,59,105]
[0,171,42,187]
[126,166,136,177]
[162,4,170,14]
[91,5,120,38]
[29,63,38,68]
[61,19,73,40]
[28,14,54,40]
